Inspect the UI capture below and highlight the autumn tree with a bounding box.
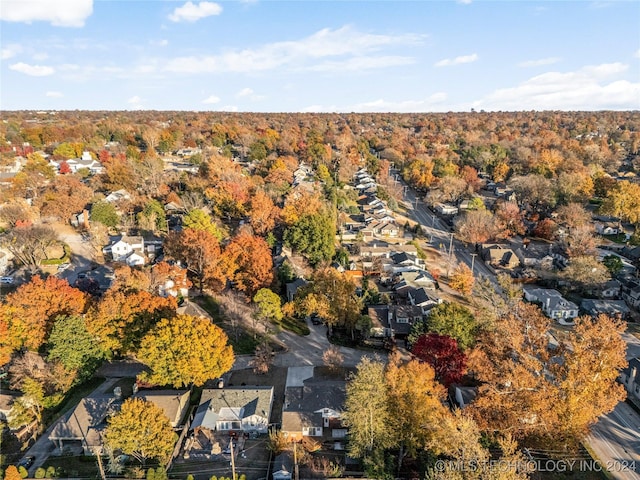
[470,303,626,448]
[36,175,93,221]
[104,398,176,466]
[0,200,37,227]
[555,202,592,229]
[494,201,525,239]
[342,357,393,460]
[386,360,448,472]
[249,190,280,236]
[4,466,22,480]
[137,315,234,388]
[1,224,58,274]
[0,276,86,355]
[322,345,344,372]
[412,334,467,386]
[164,229,227,292]
[182,208,225,240]
[449,263,475,296]
[136,199,167,234]
[602,180,640,225]
[253,288,283,322]
[85,289,176,355]
[560,255,610,292]
[454,210,498,245]
[224,231,274,296]
[295,268,363,338]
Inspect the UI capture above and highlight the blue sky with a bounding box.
[1,0,639,112]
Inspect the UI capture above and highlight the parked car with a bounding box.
[0,276,14,284]
[57,263,71,271]
[18,456,35,469]
[310,314,323,325]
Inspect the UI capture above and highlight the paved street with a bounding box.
[54,224,97,285]
[587,402,640,480]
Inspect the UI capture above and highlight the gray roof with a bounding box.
[49,394,120,447]
[282,379,345,433]
[285,278,308,300]
[580,299,630,317]
[191,387,274,431]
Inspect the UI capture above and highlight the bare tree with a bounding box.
[1,225,58,274]
[323,345,344,372]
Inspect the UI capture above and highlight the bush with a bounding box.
[146,469,155,480]
[34,468,46,479]
[46,466,57,478]
[18,467,28,479]
[154,467,168,480]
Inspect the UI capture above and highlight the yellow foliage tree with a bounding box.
[137,314,234,388]
[449,263,474,296]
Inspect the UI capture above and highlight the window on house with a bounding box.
[396,317,409,324]
[303,427,322,436]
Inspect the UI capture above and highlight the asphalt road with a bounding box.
[55,225,96,284]
[587,402,640,480]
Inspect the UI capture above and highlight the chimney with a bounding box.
[628,366,637,389]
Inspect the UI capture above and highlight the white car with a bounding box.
[57,263,71,271]
[0,276,14,284]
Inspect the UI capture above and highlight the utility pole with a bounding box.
[230,436,237,480]
[447,232,455,278]
[95,449,106,480]
[470,253,477,275]
[294,441,299,480]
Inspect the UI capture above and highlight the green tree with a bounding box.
[53,142,84,159]
[47,315,105,381]
[137,314,234,388]
[182,209,225,240]
[91,200,119,228]
[104,398,176,466]
[284,212,335,266]
[253,288,283,322]
[137,199,167,233]
[342,357,393,459]
[427,302,477,350]
[603,254,623,276]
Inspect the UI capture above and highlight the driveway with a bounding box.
[53,223,96,285]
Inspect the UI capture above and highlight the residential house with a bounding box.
[103,235,145,266]
[53,152,104,175]
[272,452,293,480]
[600,279,622,299]
[621,280,640,309]
[386,305,425,341]
[595,222,621,236]
[104,189,132,204]
[408,287,441,313]
[621,246,640,264]
[133,389,190,428]
[580,299,630,320]
[393,270,437,296]
[282,378,346,442]
[619,358,640,408]
[367,306,394,339]
[515,243,554,269]
[449,385,478,409]
[191,387,274,434]
[49,392,120,454]
[0,391,22,421]
[0,250,8,274]
[523,288,579,324]
[385,252,425,274]
[286,278,309,302]
[481,244,520,269]
[434,203,458,216]
[70,210,90,228]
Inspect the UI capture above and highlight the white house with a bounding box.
[104,189,132,203]
[434,203,459,215]
[103,235,145,265]
[619,358,640,408]
[523,288,579,324]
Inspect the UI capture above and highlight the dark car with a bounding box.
[18,456,35,469]
[310,314,323,325]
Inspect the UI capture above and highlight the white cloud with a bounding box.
[475,63,640,110]
[0,0,93,27]
[32,52,49,61]
[457,0,473,4]
[150,39,169,47]
[518,57,561,68]
[164,25,426,74]
[202,95,221,104]
[634,49,640,59]
[303,93,448,113]
[236,88,254,98]
[435,53,478,67]
[9,62,55,76]
[168,1,222,22]
[308,55,416,72]
[1,43,22,60]
[46,91,63,97]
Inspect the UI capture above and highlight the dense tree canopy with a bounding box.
[137,314,234,388]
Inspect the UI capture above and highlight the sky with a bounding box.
[1,0,639,112]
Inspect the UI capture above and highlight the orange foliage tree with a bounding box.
[249,189,280,236]
[223,231,274,296]
[0,276,86,356]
